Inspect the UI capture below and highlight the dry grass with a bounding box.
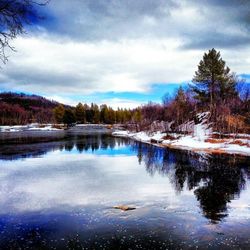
[205,138,250,147]
[203,148,227,154]
[229,140,250,147]
[205,138,227,144]
[38,124,46,128]
[106,125,113,129]
[162,134,179,140]
[52,124,66,129]
[212,133,250,140]
[211,134,226,139]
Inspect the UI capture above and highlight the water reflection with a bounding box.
[0,134,128,160]
[0,133,250,225]
[133,142,250,223]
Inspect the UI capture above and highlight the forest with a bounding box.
[0,49,250,134]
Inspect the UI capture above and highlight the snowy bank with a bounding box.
[112,130,250,156]
[0,123,113,133]
[112,112,250,156]
[0,124,62,132]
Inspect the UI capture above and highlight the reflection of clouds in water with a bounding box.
[227,181,250,220]
[0,152,185,214]
[0,135,249,224]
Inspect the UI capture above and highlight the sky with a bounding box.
[0,0,250,108]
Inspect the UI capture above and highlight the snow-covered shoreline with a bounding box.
[1,123,250,156]
[0,123,112,132]
[0,124,62,132]
[112,130,250,156]
[0,123,113,133]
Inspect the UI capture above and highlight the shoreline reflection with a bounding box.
[0,134,249,224]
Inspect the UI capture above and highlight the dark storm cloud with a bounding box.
[192,0,248,7]
[31,0,250,50]
[37,0,178,41]
[182,0,250,49]
[182,33,250,50]
[0,64,99,94]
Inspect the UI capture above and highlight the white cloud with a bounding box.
[1,33,250,101]
[99,98,144,110]
[44,95,143,110]
[44,95,78,106]
[1,0,250,105]
[0,35,202,96]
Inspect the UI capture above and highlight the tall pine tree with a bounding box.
[192,48,238,116]
[75,103,86,123]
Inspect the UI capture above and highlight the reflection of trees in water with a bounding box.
[74,134,124,152]
[0,134,129,160]
[132,141,250,223]
[132,142,171,176]
[1,135,250,224]
[193,155,247,222]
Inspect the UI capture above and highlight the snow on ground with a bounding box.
[0,124,61,132]
[112,111,249,156]
[112,130,250,156]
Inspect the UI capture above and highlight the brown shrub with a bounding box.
[229,140,250,147]
[106,125,113,129]
[162,134,180,140]
[205,138,227,144]
[52,124,65,129]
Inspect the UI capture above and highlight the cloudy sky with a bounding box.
[0,0,250,108]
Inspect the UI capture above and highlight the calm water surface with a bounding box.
[0,132,249,249]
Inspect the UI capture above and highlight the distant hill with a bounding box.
[0,92,65,125]
[0,92,60,109]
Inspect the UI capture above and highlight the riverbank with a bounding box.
[0,123,113,132]
[1,123,250,156]
[0,124,114,145]
[112,130,250,156]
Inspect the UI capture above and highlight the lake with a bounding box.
[0,131,249,249]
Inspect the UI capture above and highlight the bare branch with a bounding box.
[0,0,48,64]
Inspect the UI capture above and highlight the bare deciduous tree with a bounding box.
[0,0,48,63]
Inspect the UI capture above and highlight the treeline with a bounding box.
[53,103,141,125]
[0,92,141,126]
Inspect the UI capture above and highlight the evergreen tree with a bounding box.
[100,104,109,123]
[133,108,142,123]
[63,109,76,126]
[53,104,65,123]
[175,86,186,106]
[92,104,100,123]
[108,107,116,124]
[75,102,85,123]
[192,48,238,114]
[84,104,92,123]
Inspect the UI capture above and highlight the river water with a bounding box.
[0,131,249,249]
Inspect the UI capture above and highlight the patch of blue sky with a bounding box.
[239,74,250,83]
[0,82,188,107]
[58,83,187,105]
